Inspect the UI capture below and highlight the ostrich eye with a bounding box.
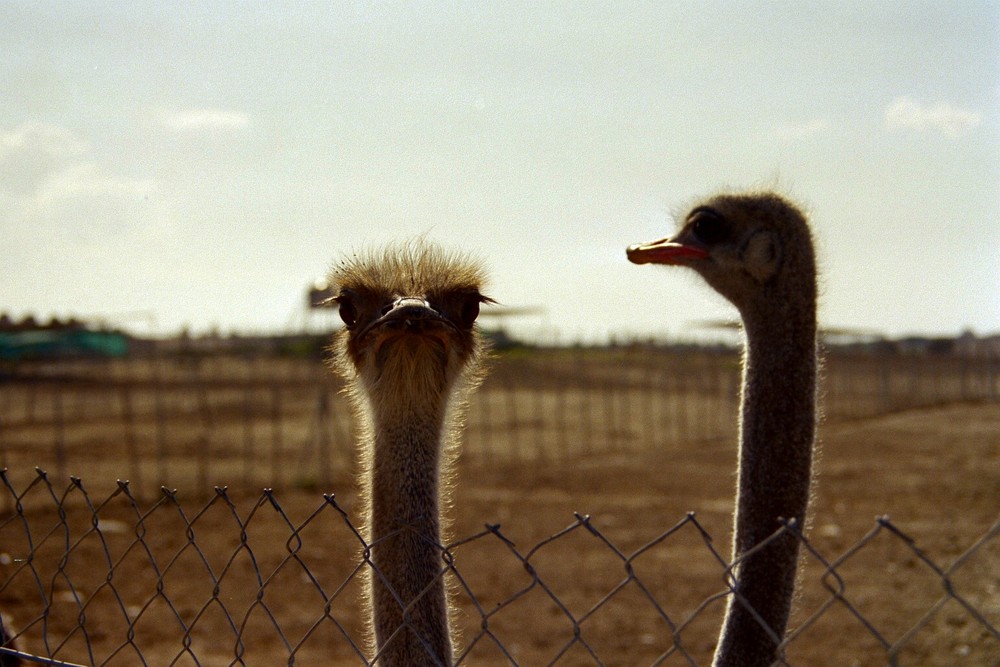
[690,208,730,245]
[457,294,482,329]
[337,295,358,328]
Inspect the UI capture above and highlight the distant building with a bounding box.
[309,279,336,309]
[0,313,129,360]
[954,330,1000,357]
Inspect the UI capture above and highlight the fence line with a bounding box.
[0,470,997,666]
[1,347,998,499]
[1,347,998,665]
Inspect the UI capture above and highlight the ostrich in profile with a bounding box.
[627,191,818,667]
[329,240,492,666]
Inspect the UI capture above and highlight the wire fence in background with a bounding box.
[1,345,997,499]
[1,345,998,665]
[0,470,997,666]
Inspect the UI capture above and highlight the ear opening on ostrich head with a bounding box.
[742,230,781,283]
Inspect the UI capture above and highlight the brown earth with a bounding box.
[0,356,998,666]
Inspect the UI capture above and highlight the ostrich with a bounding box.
[627,191,818,667]
[328,240,492,666]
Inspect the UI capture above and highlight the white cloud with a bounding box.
[0,122,170,245]
[776,118,831,140]
[0,121,154,209]
[0,122,92,195]
[27,162,159,213]
[884,97,981,137]
[161,108,251,131]
[15,161,170,245]
[0,121,90,160]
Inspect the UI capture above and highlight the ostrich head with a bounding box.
[329,240,493,405]
[627,192,815,314]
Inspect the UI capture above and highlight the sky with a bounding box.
[2,2,998,343]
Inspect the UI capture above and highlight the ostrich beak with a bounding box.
[360,297,455,341]
[626,237,710,265]
[383,297,441,323]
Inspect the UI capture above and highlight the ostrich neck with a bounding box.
[714,290,817,667]
[367,395,453,666]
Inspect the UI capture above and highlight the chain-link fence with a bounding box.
[1,346,998,664]
[0,470,997,666]
[2,346,997,499]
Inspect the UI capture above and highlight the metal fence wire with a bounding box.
[0,470,997,666]
[2,347,998,500]
[1,347,998,664]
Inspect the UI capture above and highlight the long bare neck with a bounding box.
[714,286,817,667]
[365,394,453,666]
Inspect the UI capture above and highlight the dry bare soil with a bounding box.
[1,393,998,666]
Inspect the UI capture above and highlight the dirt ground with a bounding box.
[1,360,998,665]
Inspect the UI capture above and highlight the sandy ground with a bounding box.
[1,399,997,665]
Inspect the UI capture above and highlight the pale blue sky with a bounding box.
[2,2,998,341]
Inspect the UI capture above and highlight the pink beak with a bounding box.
[626,238,710,265]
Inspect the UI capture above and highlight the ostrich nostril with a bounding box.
[393,297,431,310]
[387,298,436,322]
